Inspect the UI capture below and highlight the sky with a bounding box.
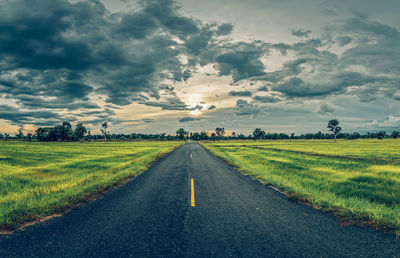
[0,0,400,135]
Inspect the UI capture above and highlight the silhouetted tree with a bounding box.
[327,119,342,143]
[215,127,225,141]
[26,133,32,142]
[17,125,24,139]
[377,131,386,140]
[176,128,188,140]
[160,133,166,141]
[74,123,87,141]
[252,128,265,140]
[200,131,208,140]
[62,122,73,141]
[101,122,108,143]
[348,132,361,140]
[391,131,399,139]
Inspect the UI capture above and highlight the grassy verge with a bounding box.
[201,139,400,235]
[0,141,183,231]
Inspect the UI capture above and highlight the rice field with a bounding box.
[201,139,400,234]
[0,141,183,231]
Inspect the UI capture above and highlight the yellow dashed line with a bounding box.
[191,178,195,207]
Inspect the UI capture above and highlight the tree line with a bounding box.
[0,119,399,141]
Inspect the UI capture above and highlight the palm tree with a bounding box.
[215,127,225,141]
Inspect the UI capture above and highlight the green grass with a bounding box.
[0,141,183,231]
[201,139,400,234]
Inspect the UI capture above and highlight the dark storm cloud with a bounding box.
[142,118,155,123]
[253,95,281,103]
[336,36,352,46]
[233,99,260,118]
[115,13,158,39]
[215,42,267,82]
[291,28,312,38]
[274,72,383,98]
[216,23,233,36]
[190,105,203,111]
[141,96,188,110]
[179,117,200,122]
[1,0,399,130]
[0,0,224,125]
[143,0,200,37]
[317,103,334,115]
[336,16,400,75]
[250,15,400,105]
[76,109,116,117]
[0,105,74,126]
[228,91,252,97]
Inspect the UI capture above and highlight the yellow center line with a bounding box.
[191,178,195,207]
[190,153,192,158]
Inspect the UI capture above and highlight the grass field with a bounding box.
[0,141,183,231]
[201,139,400,234]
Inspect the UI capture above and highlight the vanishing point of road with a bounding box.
[1,142,399,257]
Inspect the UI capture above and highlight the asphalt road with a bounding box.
[1,142,399,257]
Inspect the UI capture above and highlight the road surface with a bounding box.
[1,142,399,257]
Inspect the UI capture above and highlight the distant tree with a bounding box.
[327,119,342,143]
[36,127,52,141]
[101,122,108,143]
[231,132,236,139]
[190,132,200,141]
[0,133,3,140]
[62,122,73,141]
[377,131,386,140]
[252,128,265,140]
[391,131,399,139]
[237,133,246,140]
[26,133,32,142]
[74,123,87,141]
[86,131,91,142]
[348,132,361,140]
[200,131,208,140]
[160,133,166,141]
[17,125,24,139]
[51,125,65,141]
[215,127,225,141]
[176,128,188,140]
[131,133,139,141]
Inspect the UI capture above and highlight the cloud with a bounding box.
[291,28,312,38]
[215,42,267,82]
[233,99,260,118]
[216,23,233,36]
[0,0,399,134]
[253,95,281,103]
[362,115,400,128]
[0,0,219,125]
[336,36,352,46]
[179,116,200,122]
[141,96,188,110]
[229,91,252,97]
[316,103,334,114]
[0,105,72,126]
